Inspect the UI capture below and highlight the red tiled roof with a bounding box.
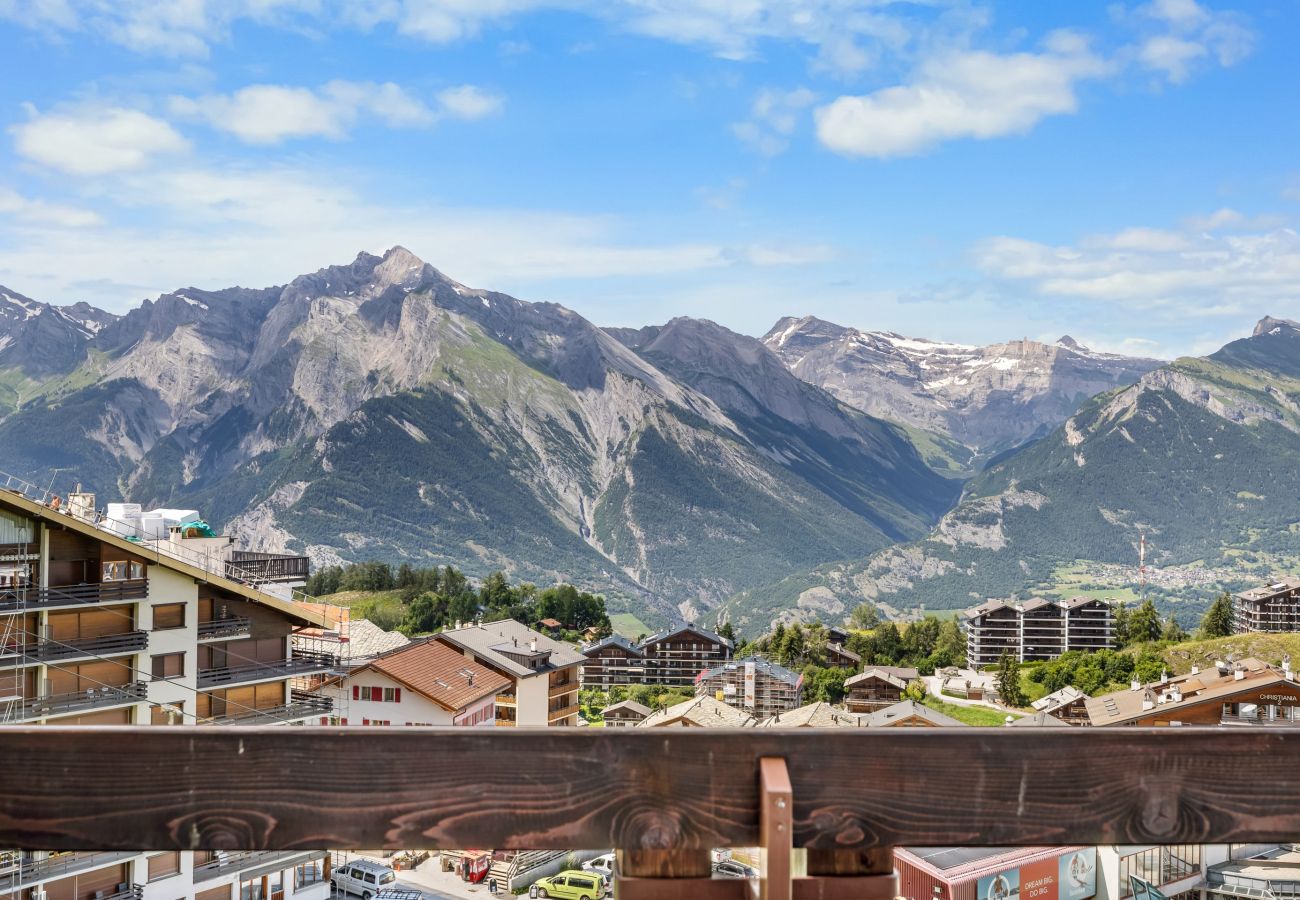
[361,641,510,712]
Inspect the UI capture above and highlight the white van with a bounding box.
[331,860,398,899]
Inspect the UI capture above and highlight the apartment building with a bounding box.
[1234,578,1300,633]
[694,655,802,718]
[318,639,509,726]
[1085,656,1300,727]
[579,623,733,688]
[964,597,1116,667]
[0,482,337,900]
[434,619,582,726]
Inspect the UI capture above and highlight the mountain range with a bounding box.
[0,246,1286,634]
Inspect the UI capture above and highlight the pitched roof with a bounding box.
[642,621,733,650]
[1085,656,1289,726]
[581,633,642,657]
[1007,711,1071,727]
[602,699,652,718]
[355,640,509,712]
[639,695,756,728]
[756,701,862,728]
[538,618,563,628]
[844,666,920,690]
[1031,685,1088,713]
[825,642,862,663]
[860,700,965,728]
[697,655,801,687]
[435,619,584,678]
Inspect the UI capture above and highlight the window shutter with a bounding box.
[341,718,348,725]
[394,688,401,703]
[363,718,370,726]
[372,686,382,701]
[352,685,359,700]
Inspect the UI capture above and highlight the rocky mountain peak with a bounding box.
[1056,335,1082,350]
[1253,315,1300,337]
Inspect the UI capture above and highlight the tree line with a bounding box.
[306,560,612,639]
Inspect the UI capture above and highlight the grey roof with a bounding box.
[642,621,734,650]
[602,699,652,718]
[342,618,411,664]
[845,666,919,690]
[756,701,862,728]
[435,619,584,678]
[638,695,756,728]
[698,655,801,687]
[860,700,965,728]
[1031,685,1089,713]
[581,633,642,656]
[1007,710,1072,727]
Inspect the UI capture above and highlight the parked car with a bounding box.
[713,860,759,878]
[582,853,615,879]
[332,860,398,900]
[529,869,606,899]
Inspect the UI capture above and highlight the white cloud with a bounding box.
[975,221,1300,310]
[169,80,497,144]
[435,85,504,120]
[0,187,102,227]
[815,32,1110,159]
[10,105,190,175]
[732,86,816,156]
[1129,0,1253,83]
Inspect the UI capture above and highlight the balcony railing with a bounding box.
[197,616,253,642]
[202,690,333,725]
[0,631,148,669]
[193,850,327,882]
[226,552,311,584]
[0,851,139,892]
[7,682,148,723]
[5,729,1300,900]
[0,581,149,613]
[197,649,339,689]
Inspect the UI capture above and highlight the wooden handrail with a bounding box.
[4,727,1300,852]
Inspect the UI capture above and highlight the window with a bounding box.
[151,702,185,725]
[147,852,181,881]
[351,685,401,702]
[102,560,128,582]
[1119,846,1202,898]
[240,876,263,900]
[153,604,185,630]
[152,653,184,680]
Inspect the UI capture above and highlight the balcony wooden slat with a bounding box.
[4,727,1300,852]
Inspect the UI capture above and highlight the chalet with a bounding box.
[843,666,919,713]
[756,701,862,728]
[638,695,756,728]
[1030,685,1090,724]
[536,618,564,636]
[434,619,583,727]
[0,481,335,900]
[964,597,1115,667]
[860,700,965,728]
[1086,656,1300,727]
[823,641,861,669]
[602,699,652,728]
[694,655,802,718]
[1235,578,1300,632]
[579,622,732,688]
[318,639,509,726]
[1007,710,1070,727]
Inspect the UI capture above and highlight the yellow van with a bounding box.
[528,869,606,899]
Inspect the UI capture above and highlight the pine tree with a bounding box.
[1200,591,1235,638]
[996,651,1027,708]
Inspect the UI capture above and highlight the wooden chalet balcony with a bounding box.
[226,552,311,584]
[5,728,1300,900]
[0,581,149,613]
[201,689,333,725]
[197,616,253,642]
[0,631,148,669]
[7,681,148,723]
[197,649,339,689]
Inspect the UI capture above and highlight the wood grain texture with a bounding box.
[5,727,1300,851]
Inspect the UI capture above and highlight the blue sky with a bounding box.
[0,0,1296,357]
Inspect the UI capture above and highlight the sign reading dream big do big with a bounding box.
[976,849,1097,900]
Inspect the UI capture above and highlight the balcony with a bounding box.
[0,581,148,613]
[8,682,148,723]
[197,649,339,689]
[202,689,333,725]
[494,693,517,706]
[0,631,148,669]
[226,552,311,585]
[193,851,328,882]
[197,616,253,642]
[0,852,139,892]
